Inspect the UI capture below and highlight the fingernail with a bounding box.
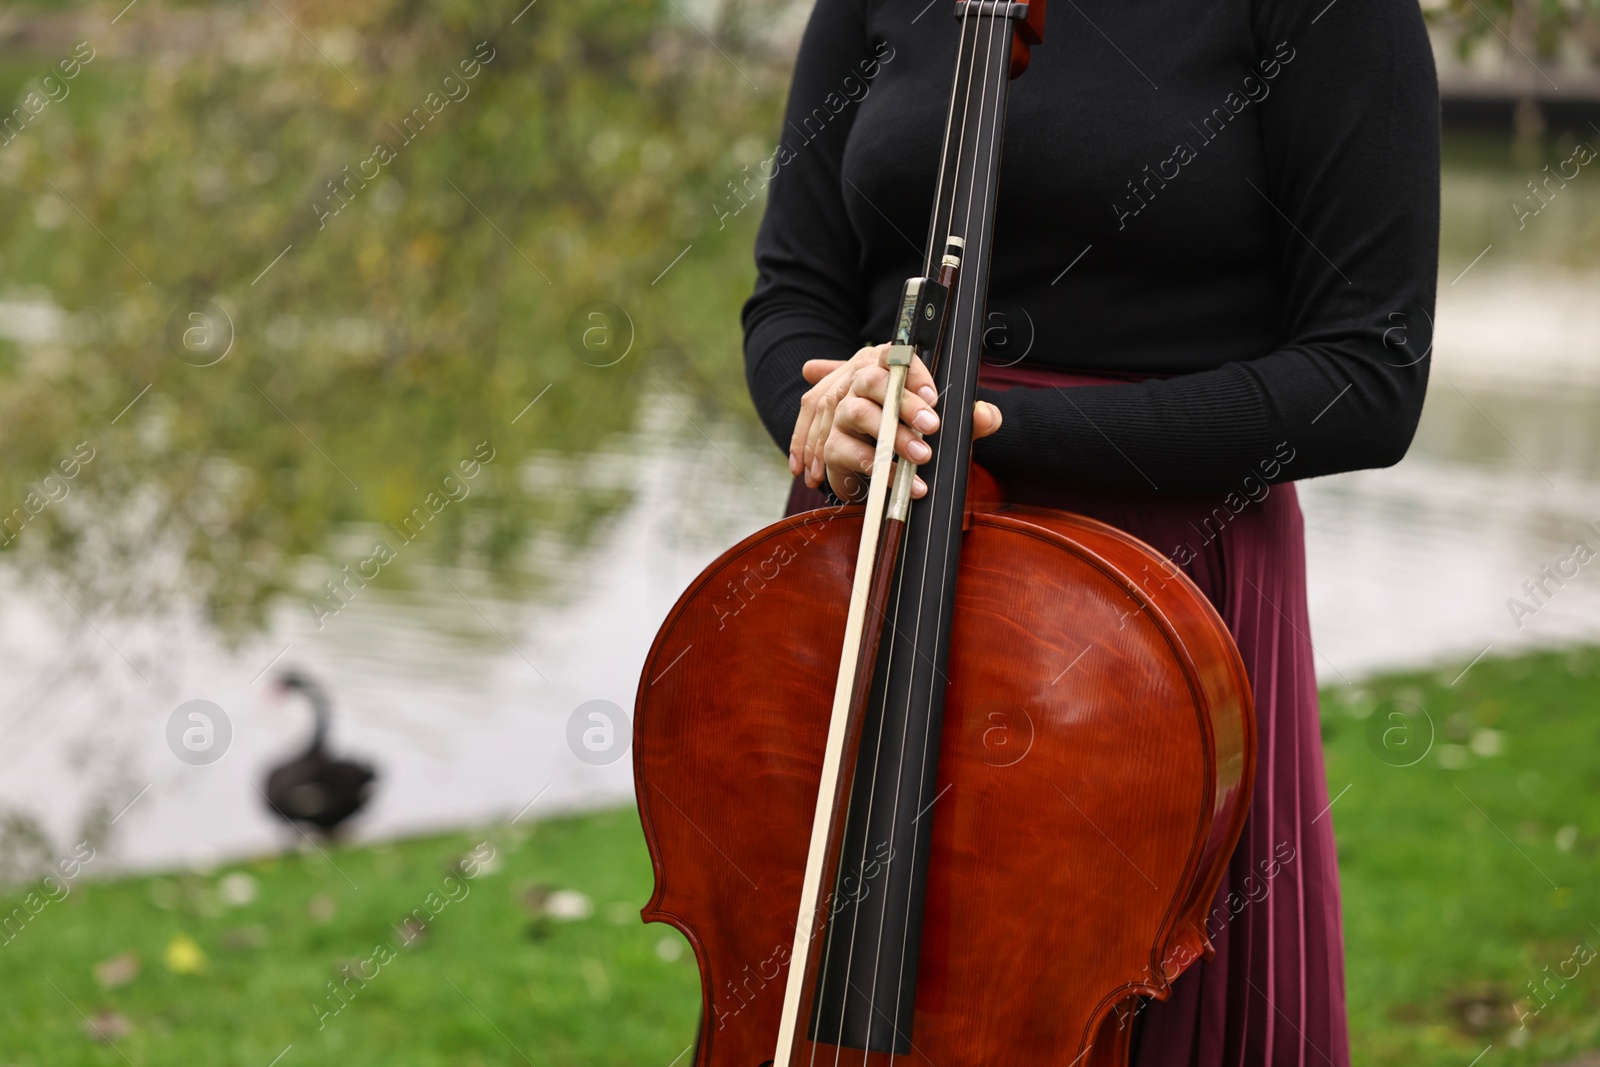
[913,476,927,497]
[918,387,938,405]
[913,410,939,433]
[810,458,822,481]
[909,440,932,462]
[789,454,800,475]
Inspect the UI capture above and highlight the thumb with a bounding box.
[973,400,1003,439]
[802,359,845,385]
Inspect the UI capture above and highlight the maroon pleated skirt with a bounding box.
[782,362,1351,1066]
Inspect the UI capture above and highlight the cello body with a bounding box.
[634,481,1255,1065]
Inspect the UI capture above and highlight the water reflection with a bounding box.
[0,395,787,873]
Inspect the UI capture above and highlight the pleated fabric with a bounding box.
[782,363,1351,1066]
[1127,481,1351,1067]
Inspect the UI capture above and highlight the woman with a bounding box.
[741,0,1439,1061]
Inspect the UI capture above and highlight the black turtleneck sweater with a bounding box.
[741,0,1439,495]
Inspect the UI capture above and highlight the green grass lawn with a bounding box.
[0,810,700,1066]
[2,646,1598,1066]
[1328,645,1600,1065]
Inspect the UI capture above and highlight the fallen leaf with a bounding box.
[81,1010,131,1042]
[218,872,258,907]
[219,925,269,951]
[164,934,207,975]
[308,893,337,923]
[545,889,592,921]
[395,917,429,947]
[93,952,140,989]
[519,884,552,917]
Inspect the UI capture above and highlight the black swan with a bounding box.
[263,671,377,837]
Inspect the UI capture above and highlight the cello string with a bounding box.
[832,9,986,1061]
[922,0,974,280]
[879,6,1009,1060]
[830,5,986,1063]
[819,12,979,1062]
[847,6,1008,1061]
[875,8,1003,1060]
[938,0,997,271]
[878,9,1005,1058]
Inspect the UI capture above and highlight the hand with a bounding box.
[789,343,1003,503]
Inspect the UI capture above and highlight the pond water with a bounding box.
[3,128,1599,875]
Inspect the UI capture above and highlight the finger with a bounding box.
[825,431,876,486]
[803,344,898,480]
[848,364,891,405]
[848,366,940,437]
[804,386,838,484]
[896,423,933,464]
[906,355,937,407]
[973,400,1003,439]
[802,358,845,385]
[805,383,846,486]
[826,437,929,501]
[789,387,823,475]
[822,431,926,500]
[831,394,882,439]
[797,365,853,478]
[788,414,807,475]
[834,397,933,465]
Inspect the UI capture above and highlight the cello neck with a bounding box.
[803,2,1040,1053]
[917,5,1018,533]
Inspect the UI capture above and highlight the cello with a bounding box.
[634,0,1256,1061]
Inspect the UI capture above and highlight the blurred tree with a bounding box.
[0,0,789,640]
[1428,0,1600,138]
